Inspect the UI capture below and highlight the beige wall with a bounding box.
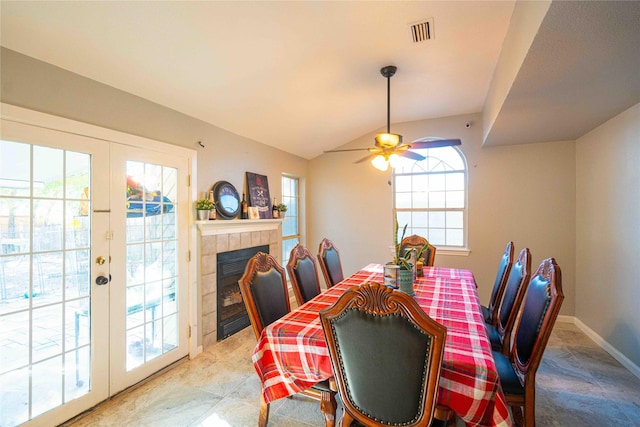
[6,47,640,368]
[0,48,308,204]
[309,113,576,315]
[576,103,640,367]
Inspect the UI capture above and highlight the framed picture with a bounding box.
[248,206,260,220]
[246,172,272,219]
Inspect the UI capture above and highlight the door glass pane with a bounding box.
[0,140,30,197]
[125,161,178,371]
[0,140,92,425]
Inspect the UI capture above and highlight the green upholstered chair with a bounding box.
[317,238,344,288]
[481,241,514,326]
[319,282,448,427]
[287,244,322,306]
[485,247,531,354]
[493,258,564,427]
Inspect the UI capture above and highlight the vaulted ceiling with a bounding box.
[1,1,638,159]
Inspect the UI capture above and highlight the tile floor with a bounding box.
[63,321,640,427]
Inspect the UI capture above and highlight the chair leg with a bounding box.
[434,405,453,426]
[320,390,337,427]
[259,393,270,427]
[524,392,536,427]
[510,405,524,427]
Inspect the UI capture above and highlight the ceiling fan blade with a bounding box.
[354,153,378,164]
[400,150,426,161]
[409,138,462,149]
[324,148,371,153]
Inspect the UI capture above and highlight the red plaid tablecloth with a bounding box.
[252,264,513,427]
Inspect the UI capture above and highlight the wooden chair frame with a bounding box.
[317,238,344,288]
[286,244,322,306]
[319,282,447,427]
[400,234,436,267]
[504,258,564,427]
[238,251,291,340]
[239,252,337,427]
[484,241,514,327]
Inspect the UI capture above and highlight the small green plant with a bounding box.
[195,198,214,210]
[393,218,413,270]
[276,203,287,212]
[414,242,430,264]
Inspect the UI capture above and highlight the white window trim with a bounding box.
[392,145,469,252]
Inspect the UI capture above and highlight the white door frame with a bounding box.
[1,103,200,359]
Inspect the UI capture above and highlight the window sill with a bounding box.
[437,247,470,256]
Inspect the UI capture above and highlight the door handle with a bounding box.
[96,275,110,286]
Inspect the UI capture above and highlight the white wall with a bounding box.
[309,112,576,315]
[576,103,640,368]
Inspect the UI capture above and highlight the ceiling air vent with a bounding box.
[409,18,434,43]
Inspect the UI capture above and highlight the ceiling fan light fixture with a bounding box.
[374,132,403,148]
[371,154,389,171]
[388,153,401,168]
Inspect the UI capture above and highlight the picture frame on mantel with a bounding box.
[246,172,272,219]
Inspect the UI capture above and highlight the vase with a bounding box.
[398,267,415,296]
[279,211,286,219]
[384,263,400,288]
[416,261,424,277]
[196,209,210,221]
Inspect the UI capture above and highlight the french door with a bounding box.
[0,116,190,426]
[108,143,189,393]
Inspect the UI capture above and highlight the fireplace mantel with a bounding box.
[196,219,282,236]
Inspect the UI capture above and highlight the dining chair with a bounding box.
[238,252,336,427]
[493,258,564,427]
[481,241,514,327]
[319,282,448,427]
[400,234,436,267]
[485,247,531,355]
[317,238,344,288]
[286,243,322,306]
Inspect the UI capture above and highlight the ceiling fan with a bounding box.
[325,65,462,171]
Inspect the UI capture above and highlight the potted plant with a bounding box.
[384,218,416,295]
[195,198,214,221]
[276,203,287,218]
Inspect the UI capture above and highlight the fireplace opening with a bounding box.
[217,245,269,340]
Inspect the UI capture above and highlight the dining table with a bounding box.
[252,263,513,427]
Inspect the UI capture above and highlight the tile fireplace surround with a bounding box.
[196,219,282,349]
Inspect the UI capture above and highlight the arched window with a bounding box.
[393,142,468,249]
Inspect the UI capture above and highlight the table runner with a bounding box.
[252,263,513,427]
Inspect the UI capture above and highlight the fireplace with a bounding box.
[216,245,268,340]
[197,219,282,349]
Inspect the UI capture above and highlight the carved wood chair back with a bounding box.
[319,282,447,427]
[238,251,290,340]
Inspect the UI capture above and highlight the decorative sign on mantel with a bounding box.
[245,172,272,219]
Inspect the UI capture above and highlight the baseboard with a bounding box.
[562,316,640,380]
[190,345,203,359]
